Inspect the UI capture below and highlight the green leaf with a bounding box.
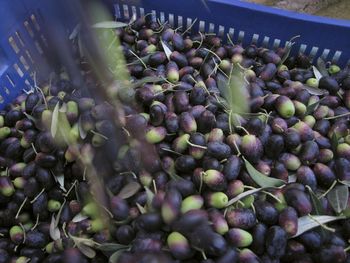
[92,21,128,29]
[226,187,274,207]
[127,54,152,66]
[117,182,141,199]
[160,40,172,61]
[312,66,323,81]
[316,57,329,78]
[279,41,293,66]
[339,180,350,187]
[303,85,326,96]
[76,243,96,259]
[131,76,164,89]
[228,64,249,115]
[244,158,285,188]
[97,243,129,252]
[51,102,60,138]
[49,215,60,241]
[331,132,339,154]
[327,185,349,213]
[292,215,344,238]
[109,249,128,263]
[306,186,325,215]
[305,97,325,116]
[69,24,81,40]
[72,213,88,223]
[145,186,155,210]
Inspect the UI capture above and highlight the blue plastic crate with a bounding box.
[1,0,350,109]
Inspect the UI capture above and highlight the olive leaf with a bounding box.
[72,213,88,223]
[78,116,88,139]
[160,40,172,61]
[288,174,297,183]
[127,54,152,66]
[339,180,350,187]
[56,174,66,192]
[131,76,164,89]
[49,215,60,241]
[244,158,285,188]
[51,102,60,138]
[69,24,81,40]
[316,57,329,77]
[303,85,326,96]
[145,186,155,210]
[312,66,323,81]
[279,41,293,66]
[97,243,129,252]
[327,185,349,213]
[117,181,141,199]
[305,97,325,116]
[109,249,128,263]
[77,242,96,259]
[226,187,274,207]
[136,202,147,214]
[292,215,345,238]
[306,186,325,215]
[92,21,128,29]
[331,132,339,154]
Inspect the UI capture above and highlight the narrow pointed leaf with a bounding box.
[69,24,81,40]
[109,249,128,263]
[292,215,345,238]
[161,40,172,61]
[92,21,128,29]
[51,102,60,138]
[97,243,129,252]
[306,186,325,215]
[305,97,325,116]
[117,181,141,199]
[77,243,96,259]
[136,202,147,214]
[327,185,349,213]
[72,213,88,223]
[49,215,60,241]
[317,57,329,77]
[78,116,87,139]
[131,76,164,89]
[226,187,266,207]
[279,41,293,66]
[312,66,323,81]
[303,85,326,96]
[244,158,285,188]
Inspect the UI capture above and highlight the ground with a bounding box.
[247,0,350,20]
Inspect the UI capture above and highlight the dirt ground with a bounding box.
[247,0,350,20]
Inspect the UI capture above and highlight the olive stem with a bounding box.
[236,126,250,135]
[31,214,40,231]
[181,18,198,36]
[31,143,38,155]
[15,197,28,219]
[308,214,336,233]
[203,48,222,63]
[325,111,350,120]
[226,33,234,46]
[90,130,108,140]
[19,223,26,244]
[129,50,148,69]
[62,222,68,238]
[344,246,350,252]
[262,191,282,203]
[30,188,46,204]
[64,180,78,197]
[160,147,183,156]
[186,139,208,150]
[199,172,204,194]
[319,180,337,199]
[152,179,158,194]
